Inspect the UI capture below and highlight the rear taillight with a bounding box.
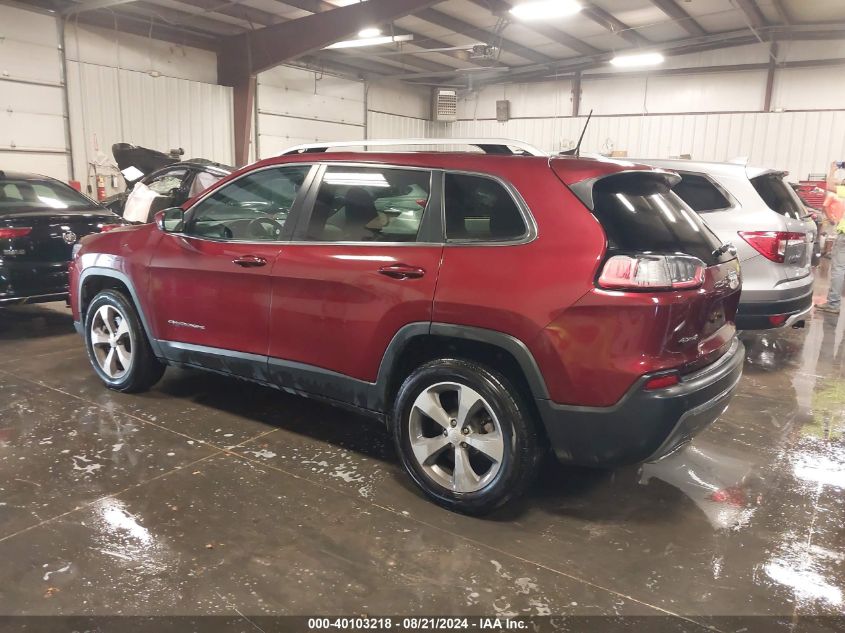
[598,254,705,291]
[0,227,32,239]
[738,231,805,263]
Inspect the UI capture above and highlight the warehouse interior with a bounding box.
[1,0,844,630]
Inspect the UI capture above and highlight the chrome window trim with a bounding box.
[171,162,316,245]
[442,169,538,247]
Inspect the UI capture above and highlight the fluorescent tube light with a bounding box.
[610,52,665,67]
[326,34,413,49]
[358,27,381,38]
[510,0,581,20]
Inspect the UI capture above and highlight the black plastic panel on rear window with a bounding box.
[590,172,732,266]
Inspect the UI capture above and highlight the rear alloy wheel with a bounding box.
[84,290,165,393]
[393,359,541,515]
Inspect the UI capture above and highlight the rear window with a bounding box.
[750,173,806,220]
[444,173,527,242]
[0,179,97,212]
[591,172,730,265]
[672,173,732,212]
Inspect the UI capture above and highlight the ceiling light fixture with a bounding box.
[326,34,413,49]
[358,27,381,38]
[509,0,582,20]
[610,52,665,67]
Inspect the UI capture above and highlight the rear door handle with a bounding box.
[378,264,426,279]
[233,255,267,267]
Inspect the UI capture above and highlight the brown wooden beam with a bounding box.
[649,0,707,37]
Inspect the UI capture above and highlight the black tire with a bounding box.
[84,290,165,393]
[391,358,541,515]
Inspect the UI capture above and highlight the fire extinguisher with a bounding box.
[96,174,106,202]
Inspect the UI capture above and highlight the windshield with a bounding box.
[0,179,98,213]
[750,173,806,220]
[591,172,732,266]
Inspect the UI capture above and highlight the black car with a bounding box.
[107,143,233,221]
[0,171,123,306]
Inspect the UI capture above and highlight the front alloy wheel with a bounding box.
[89,304,134,379]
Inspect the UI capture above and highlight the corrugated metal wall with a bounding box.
[257,66,365,158]
[0,4,70,180]
[367,111,439,140]
[447,110,845,181]
[66,61,234,193]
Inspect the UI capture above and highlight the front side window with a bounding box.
[672,173,732,213]
[444,173,527,242]
[186,165,311,241]
[0,179,96,213]
[305,166,431,242]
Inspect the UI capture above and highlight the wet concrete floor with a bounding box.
[0,291,842,629]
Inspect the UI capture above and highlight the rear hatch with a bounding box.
[555,163,741,369]
[746,169,813,282]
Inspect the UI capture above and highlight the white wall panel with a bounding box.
[446,111,845,181]
[0,4,69,180]
[772,67,845,112]
[367,111,435,140]
[256,65,365,159]
[368,82,430,120]
[67,61,233,194]
[64,23,218,83]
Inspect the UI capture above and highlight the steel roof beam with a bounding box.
[649,0,707,37]
[581,2,653,46]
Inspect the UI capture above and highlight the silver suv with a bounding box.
[636,159,815,330]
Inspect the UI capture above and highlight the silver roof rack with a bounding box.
[279,138,547,157]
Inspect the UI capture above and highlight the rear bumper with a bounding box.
[735,285,814,330]
[536,337,744,467]
[0,261,70,305]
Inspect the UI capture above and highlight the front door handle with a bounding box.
[378,264,425,280]
[233,255,267,267]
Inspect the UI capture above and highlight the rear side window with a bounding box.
[672,173,732,212]
[306,166,431,242]
[751,174,806,220]
[591,173,729,265]
[445,173,527,242]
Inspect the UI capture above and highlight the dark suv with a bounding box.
[69,139,744,514]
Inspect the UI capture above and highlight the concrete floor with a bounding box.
[0,290,843,629]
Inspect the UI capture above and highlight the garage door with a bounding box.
[0,5,70,180]
[256,65,365,158]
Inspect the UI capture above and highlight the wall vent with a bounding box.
[433,88,457,122]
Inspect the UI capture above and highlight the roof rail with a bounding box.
[279,138,547,157]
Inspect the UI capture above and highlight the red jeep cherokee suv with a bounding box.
[69,139,744,514]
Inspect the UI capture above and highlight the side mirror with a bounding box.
[155,207,184,232]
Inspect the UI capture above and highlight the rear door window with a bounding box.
[305,166,432,242]
[750,173,806,220]
[444,173,527,242]
[672,173,732,212]
[591,172,730,265]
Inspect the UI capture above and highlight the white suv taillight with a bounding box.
[598,254,706,290]
[737,231,805,264]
